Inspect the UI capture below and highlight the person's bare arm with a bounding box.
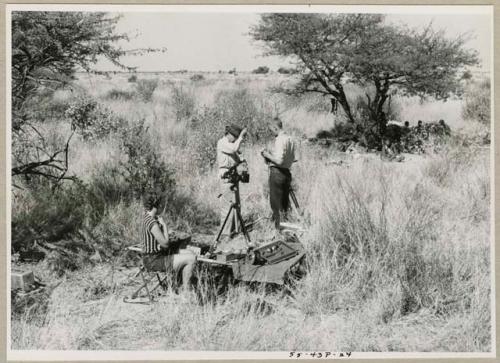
[151,223,169,249]
[261,137,286,167]
[220,128,247,154]
[261,149,282,166]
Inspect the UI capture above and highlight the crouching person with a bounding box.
[142,192,196,291]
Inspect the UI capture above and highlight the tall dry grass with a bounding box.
[11,72,492,352]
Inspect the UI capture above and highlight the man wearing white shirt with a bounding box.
[216,124,247,237]
[261,118,296,229]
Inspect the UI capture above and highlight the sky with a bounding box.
[98,9,492,73]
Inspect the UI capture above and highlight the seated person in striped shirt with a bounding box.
[142,192,196,291]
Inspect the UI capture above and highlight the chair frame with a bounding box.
[123,245,170,304]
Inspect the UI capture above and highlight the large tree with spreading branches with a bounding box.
[251,13,478,135]
[11,11,163,185]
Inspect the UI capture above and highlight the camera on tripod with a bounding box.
[222,161,249,184]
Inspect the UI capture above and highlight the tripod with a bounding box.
[289,188,300,211]
[212,181,251,252]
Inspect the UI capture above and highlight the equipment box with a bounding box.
[11,270,35,292]
[216,253,241,263]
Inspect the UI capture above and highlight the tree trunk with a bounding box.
[370,79,390,137]
[335,83,355,123]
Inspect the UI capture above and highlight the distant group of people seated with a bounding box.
[383,118,452,157]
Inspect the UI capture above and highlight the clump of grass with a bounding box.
[135,79,159,102]
[190,74,205,82]
[171,85,196,122]
[463,78,490,125]
[105,88,135,101]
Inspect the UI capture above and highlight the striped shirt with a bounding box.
[142,211,162,254]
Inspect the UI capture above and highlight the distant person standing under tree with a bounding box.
[261,117,296,229]
[216,124,247,237]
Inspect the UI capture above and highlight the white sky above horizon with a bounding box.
[97,11,492,73]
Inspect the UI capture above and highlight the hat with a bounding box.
[226,124,242,138]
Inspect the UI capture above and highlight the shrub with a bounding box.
[213,89,273,143]
[11,181,89,257]
[85,161,132,224]
[105,88,134,100]
[277,67,297,74]
[462,78,490,125]
[135,78,159,102]
[252,66,269,74]
[65,97,126,141]
[188,88,273,169]
[128,74,137,82]
[118,120,176,201]
[171,85,196,122]
[190,74,205,82]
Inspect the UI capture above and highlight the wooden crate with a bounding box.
[11,270,35,292]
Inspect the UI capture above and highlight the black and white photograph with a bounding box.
[6,4,494,360]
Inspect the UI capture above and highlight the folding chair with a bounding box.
[123,245,171,304]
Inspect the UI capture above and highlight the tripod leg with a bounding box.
[290,189,300,210]
[214,205,234,245]
[235,207,251,243]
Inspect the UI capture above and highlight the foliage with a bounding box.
[65,97,126,141]
[105,88,135,100]
[462,78,490,125]
[11,12,136,183]
[11,181,89,254]
[252,66,270,74]
[135,79,159,102]
[190,74,205,81]
[118,120,176,201]
[171,85,197,122]
[251,14,478,136]
[277,67,298,75]
[189,88,273,169]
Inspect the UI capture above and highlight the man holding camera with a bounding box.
[217,124,247,237]
[261,117,296,229]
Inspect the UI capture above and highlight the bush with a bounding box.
[128,74,137,82]
[135,79,159,102]
[190,74,205,82]
[11,181,89,256]
[118,120,176,201]
[252,66,269,74]
[105,88,134,100]
[189,88,273,169]
[277,67,297,74]
[214,89,273,143]
[65,97,126,141]
[462,78,490,125]
[171,85,196,122]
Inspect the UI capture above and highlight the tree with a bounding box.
[251,14,478,136]
[11,12,163,185]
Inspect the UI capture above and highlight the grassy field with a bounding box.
[10,71,492,352]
